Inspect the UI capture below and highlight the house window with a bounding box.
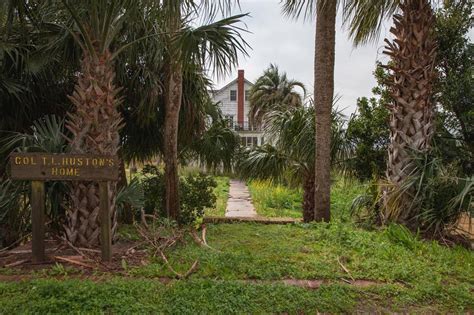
[245,90,250,101]
[230,90,237,101]
[240,136,259,147]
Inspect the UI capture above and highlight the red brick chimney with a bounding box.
[237,69,245,127]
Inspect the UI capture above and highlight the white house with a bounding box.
[211,70,265,147]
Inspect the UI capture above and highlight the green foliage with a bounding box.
[346,64,390,180]
[346,96,389,180]
[434,0,473,175]
[116,178,145,218]
[141,165,217,225]
[249,64,306,126]
[248,180,302,218]
[204,176,230,217]
[191,112,240,172]
[352,152,473,237]
[248,176,367,219]
[0,115,69,246]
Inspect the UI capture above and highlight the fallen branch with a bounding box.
[53,256,95,269]
[337,257,355,282]
[159,250,198,279]
[5,259,29,268]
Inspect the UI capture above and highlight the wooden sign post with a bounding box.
[9,153,119,263]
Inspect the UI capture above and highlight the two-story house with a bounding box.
[211,70,264,147]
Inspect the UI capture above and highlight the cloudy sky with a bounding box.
[213,0,393,115]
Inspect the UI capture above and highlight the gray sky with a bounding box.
[214,0,392,115]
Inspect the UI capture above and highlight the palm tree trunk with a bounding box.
[314,1,337,222]
[65,50,122,246]
[303,174,315,222]
[164,65,182,220]
[383,0,437,222]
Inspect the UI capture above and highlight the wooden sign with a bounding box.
[9,153,119,181]
[9,152,119,263]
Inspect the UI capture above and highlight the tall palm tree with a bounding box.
[159,1,249,220]
[282,0,337,222]
[61,0,147,246]
[249,64,306,127]
[342,0,438,223]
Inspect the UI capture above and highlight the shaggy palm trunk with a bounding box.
[303,174,315,222]
[384,0,437,222]
[164,65,183,220]
[65,49,122,246]
[314,1,336,222]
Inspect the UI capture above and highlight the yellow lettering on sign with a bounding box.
[108,159,115,167]
[99,158,106,166]
[92,159,98,166]
[15,157,21,165]
[51,168,58,176]
[77,158,83,166]
[42,157,47,165]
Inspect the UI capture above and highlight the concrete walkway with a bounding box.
[225,180,257,218]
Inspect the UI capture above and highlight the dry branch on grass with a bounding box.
[136,216,206,279]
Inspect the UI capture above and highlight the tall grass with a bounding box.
[248,177,367,219]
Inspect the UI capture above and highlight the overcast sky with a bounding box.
[212,0,394,115]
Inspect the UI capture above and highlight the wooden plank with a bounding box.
[203,216,300,225]
[31,181,45,262]
[99,181,112,262]
[9,153,119,181]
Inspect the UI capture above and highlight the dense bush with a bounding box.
[351,153,473,238]
[141,165,217,225]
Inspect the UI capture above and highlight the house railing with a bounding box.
[227,121,261,132]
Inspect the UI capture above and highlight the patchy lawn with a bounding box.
[1,222,472,313]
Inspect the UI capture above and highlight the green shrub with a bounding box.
[141,165,217,225]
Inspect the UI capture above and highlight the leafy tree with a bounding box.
[158,1,249,220]
[434,0,473,175]
[346,65,390,180]
[249,64,306,127]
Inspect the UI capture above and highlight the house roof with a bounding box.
[212,77,254,95]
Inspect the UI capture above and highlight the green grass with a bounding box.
[204,176,229,217]
[248,176,367,219]
[0,279,359,314]
[1,177,473,312]
[123,222,473,312]
[1,223,472,312]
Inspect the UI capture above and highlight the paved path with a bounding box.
[225,180,257,218]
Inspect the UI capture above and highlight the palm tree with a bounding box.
[61,0,148,246]
[238,105,350,222]
[249,64,306,127]
[282,0,337,222]
[342,0,438,223]
[159,1,249,220]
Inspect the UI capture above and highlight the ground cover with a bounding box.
[248,176,367,220]
[1,222,472,313]
[204,176,229,217]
